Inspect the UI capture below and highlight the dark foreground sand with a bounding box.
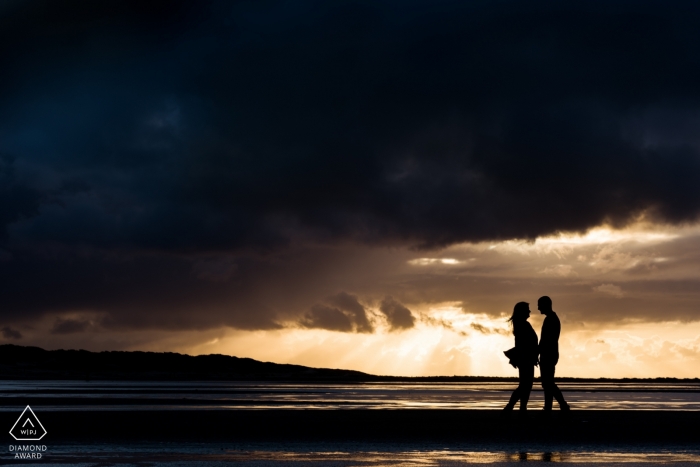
[4,409,698,446]
[3,410,700,465]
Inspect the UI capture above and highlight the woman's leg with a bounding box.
[505,385,520,409]
[517,365,535,410]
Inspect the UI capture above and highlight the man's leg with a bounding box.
[540,363,555,410]
[548,364,569,409]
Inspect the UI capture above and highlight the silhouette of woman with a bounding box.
[504,302,539,411]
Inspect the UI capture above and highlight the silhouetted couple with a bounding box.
[504,296,570,412]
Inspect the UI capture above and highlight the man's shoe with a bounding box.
[560,403,571,411]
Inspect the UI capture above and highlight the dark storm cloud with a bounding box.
[3,0,700,331]
[301,292,373,333]
[379,296,415,331]
[50,317,91,335]
[3,0,700,252]
[326,292,373,333]
[0,249,285,331]
[1,326,22,340]
[0,156,43,241]
[301,305,354,333]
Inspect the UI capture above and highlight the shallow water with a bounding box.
[1,380,700,411]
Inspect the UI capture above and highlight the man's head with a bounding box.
[538,296,553,314]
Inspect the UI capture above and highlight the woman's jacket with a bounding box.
[513,320,539,367]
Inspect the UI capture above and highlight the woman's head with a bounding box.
[508,302,531,329]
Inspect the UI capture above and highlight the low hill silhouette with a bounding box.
[0,344,518,381]
[0,345,696,382]
[0,344,374,381]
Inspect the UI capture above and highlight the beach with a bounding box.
[2,381,700,465]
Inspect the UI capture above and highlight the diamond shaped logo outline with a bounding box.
[9,406,47,441]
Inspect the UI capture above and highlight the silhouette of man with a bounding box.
[538,296,570,411]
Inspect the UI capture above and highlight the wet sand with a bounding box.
[4,383,699,464]
[3,410,699,465]
[5,409,697,446]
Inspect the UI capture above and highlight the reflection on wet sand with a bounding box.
[41,444,700,466]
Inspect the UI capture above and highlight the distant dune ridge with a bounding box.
[0,345,696,382]
[0,345,372,381]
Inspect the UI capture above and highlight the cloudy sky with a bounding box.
[2,0,700,377]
